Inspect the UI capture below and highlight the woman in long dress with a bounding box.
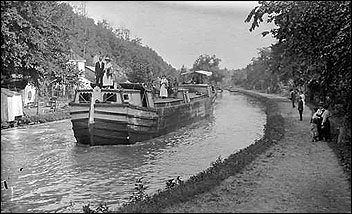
[102,57,113,88]
[159,76,168,98]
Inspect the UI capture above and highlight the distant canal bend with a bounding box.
[1,90,266,213]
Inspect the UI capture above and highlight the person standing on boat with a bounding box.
[103,56,113,88]
[172,77,178,97]
[159,75,169,98]
[95,56,105,88]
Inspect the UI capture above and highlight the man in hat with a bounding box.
[297,96,304,121]
[95,56,105,88]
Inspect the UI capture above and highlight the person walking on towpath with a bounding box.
[321,104,332,141]
[290,89,296,108]
[310,107,320,142]
[298,96,304,121]
[316,102,325,141]
[299,90,306,106]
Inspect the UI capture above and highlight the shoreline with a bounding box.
[116,87,286,213]
[1,109,70,130]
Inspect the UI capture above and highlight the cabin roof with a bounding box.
[180,70,212,76]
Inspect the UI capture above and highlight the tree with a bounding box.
[245,1,351,119]
[1,1,78,89]
[192,54,221,71]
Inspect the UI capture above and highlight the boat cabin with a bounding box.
[72,83,154,108]
[71,83,215,109]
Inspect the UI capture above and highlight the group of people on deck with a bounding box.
[94,56,179,99]
[290,88,332,142]
[95,55,115,89]
[152,75,178,99]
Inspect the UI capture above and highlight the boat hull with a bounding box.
[69,94,216,146]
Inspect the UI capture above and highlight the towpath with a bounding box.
[163,89,351,213]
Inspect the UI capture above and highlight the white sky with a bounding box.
[68,1,277,70]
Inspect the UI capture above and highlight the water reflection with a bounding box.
[1,90,265,212]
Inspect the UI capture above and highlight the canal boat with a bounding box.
[69,83,217,145]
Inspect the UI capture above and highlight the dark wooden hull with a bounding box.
[69,93,216,146]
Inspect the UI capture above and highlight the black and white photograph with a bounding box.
[1,1,351,213]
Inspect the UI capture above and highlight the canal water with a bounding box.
[1,90,266,213]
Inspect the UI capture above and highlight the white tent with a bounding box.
[194,70,212,76]
[180,70,212,76]
[1,88,23,122]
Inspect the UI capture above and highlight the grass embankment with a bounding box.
[115,89,285,213]
[1,100,71,130]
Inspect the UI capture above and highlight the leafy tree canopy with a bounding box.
[1,1,73,86]
[245,1,351,119]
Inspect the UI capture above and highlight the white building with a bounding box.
[1,88,23,122]
[67,51,86,72]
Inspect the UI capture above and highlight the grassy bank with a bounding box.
[1,108,70,130]
[115,88,285,213]
[1,98,71,130]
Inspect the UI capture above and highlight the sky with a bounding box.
[69,1,277,70]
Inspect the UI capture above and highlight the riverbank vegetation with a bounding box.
[237,1,350,143]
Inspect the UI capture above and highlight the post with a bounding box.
[88,97,95,146]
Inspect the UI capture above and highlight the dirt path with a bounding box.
[163,91,351,213]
